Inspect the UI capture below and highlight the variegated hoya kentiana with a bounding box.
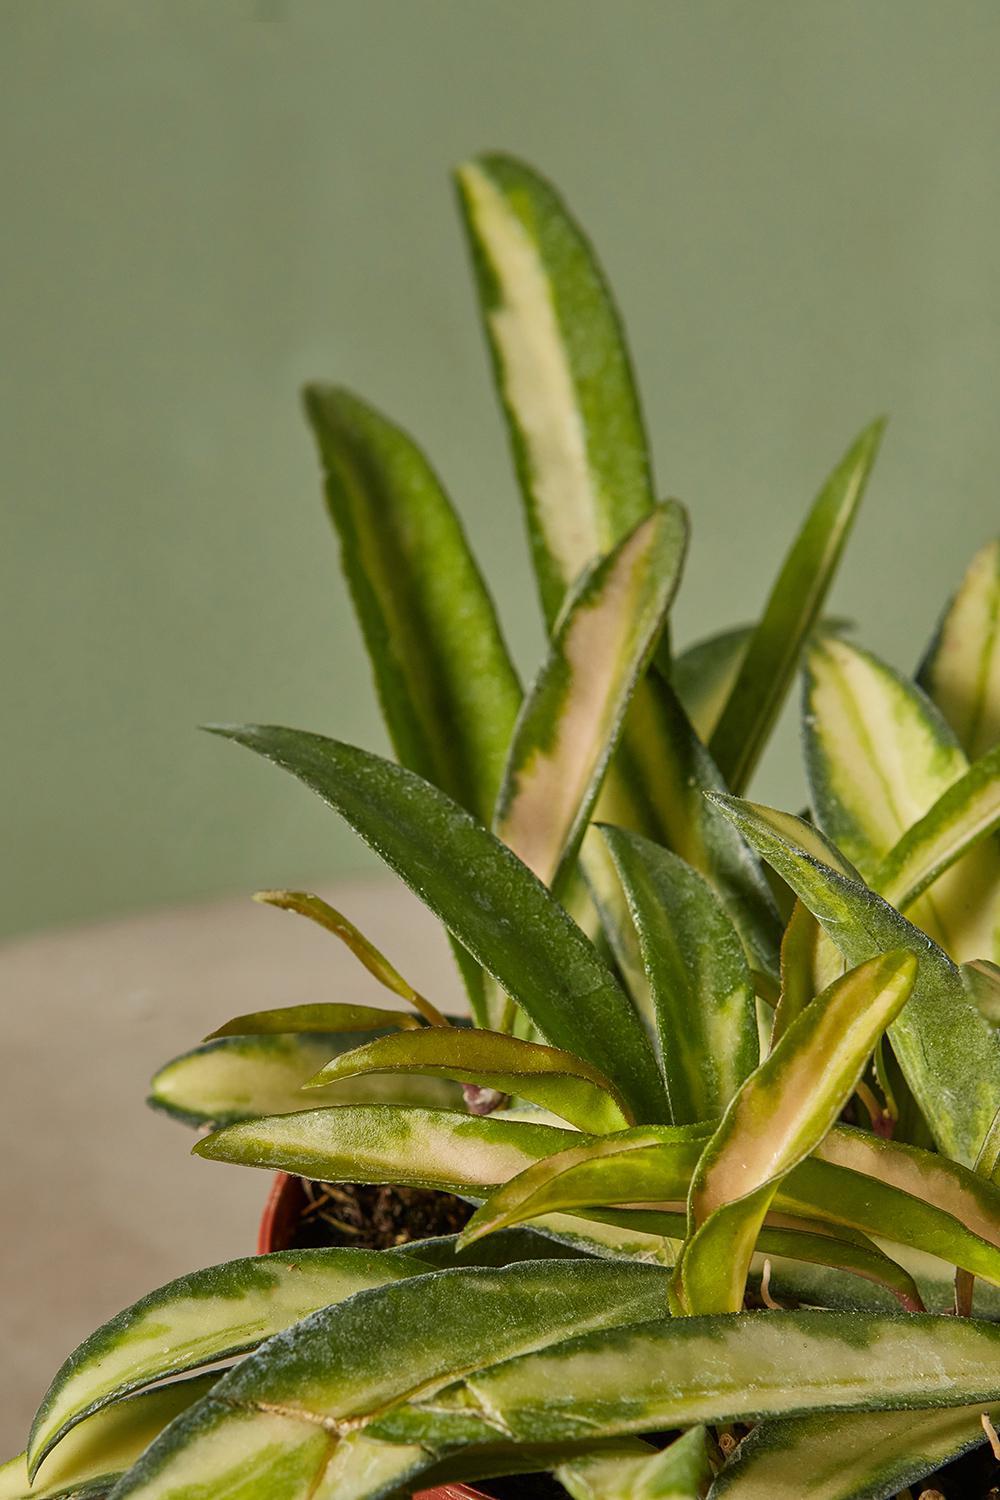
[10,155,1000,1500]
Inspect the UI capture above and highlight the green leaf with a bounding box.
[708,422,883,793]
[672,626,755,742]
[28,1249,428,1476]
[148,1033,461,1128]
[962,958,1000,1024]
[709,793,1000,1165]
[493,502,687,897]
[455,153,656,630]
[105,1262,675,1500]
[803,636,1000,962]
[251,890,450,1026]
[206,1003,423,1040]
[708,1402,1000,1500]
[0,1376,218,1500]
[558,1428,712,1500]
[603,678,783,980]
[194,1103,578,1191]
[383,1309,1000,1446]
[208,727,668,1121]
[565,1205,924,1313]
[920,536,1000,760]
[675,952,917,1315]
[303,385,521,823]
[600,827,759,1123]
[305,1029,633,1133]
[459,1123,1000,1292]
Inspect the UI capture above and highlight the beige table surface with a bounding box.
[0,882,464,1459]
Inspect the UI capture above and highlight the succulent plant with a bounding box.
[8,154,1000,1500]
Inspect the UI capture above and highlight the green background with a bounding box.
[3,0,999,939]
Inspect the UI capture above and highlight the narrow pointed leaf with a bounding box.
[602,678,783,979]
[873,739,1000,920]
[708,1402,1000,1500]
[206,1003,423,1040]
[253,890,449,1026]
[390,1310,1000,1445]
[600,827,758,1122]
[460,1124,1000,1290]
[672,626,755,742]
[676,952,917,1314]
[709,793,1000,1164]
[149,1033,461,1127]
[303,385,521,822]
[1,1376,219,1500]
[455,153,656,629]
[106,1262,675,1500]
[493,501,687,896]
[919,536,1000,759]
[709,421,883,793]
[803,636,1000,962]
[28,1248,428,1475]
[208,728,668,1119]
[305,1029,633,1133]
[195,1104,579,1191]
[558,1428,712,1500]
[963,958,1000,1024]
[563,1204,923,1312]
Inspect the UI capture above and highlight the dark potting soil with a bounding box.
[287,1179,474,1250]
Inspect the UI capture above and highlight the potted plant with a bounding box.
[6,153,1000,1500]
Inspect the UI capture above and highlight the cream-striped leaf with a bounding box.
[105,1262,675,1500]
[455,153,656,629]
[804,636,1000,962]
[1,1376,218,1500]
[708,1402,1000,1500]
[304,385,521,823]
[920,536,1000,760]
[493,501,687,898]
[149,1033,461,1128]
[29,1249,428,1475]
[710,793,1000,1165]
[675,952,917,1315]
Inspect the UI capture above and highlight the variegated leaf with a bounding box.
[149,1033,461,1128]
[458,1123,1000,1292]
[195,1103,578,1191]
[493,501,687,898]
[919,536,1000,760]
[304,385,521,823]
[455,153,655,630]
[710,422,883,794]
[710,793,1000,1165]
[675,952,917,1314]
[803,636,1000,962]
[104,1262,674,1500]
[29,1249,428,1475]
[208,727,668,1120]
[708,1402,1000,1500]
[305,1028,633,1133]
[1,1376,218,1500]
[378,1310,1000,1446]
[600,827,758,1123]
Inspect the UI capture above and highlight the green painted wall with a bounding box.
[2,0,999,938]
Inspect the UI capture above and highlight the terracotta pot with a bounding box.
[257,1171,305,1254]
[258,1175,493,1500]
